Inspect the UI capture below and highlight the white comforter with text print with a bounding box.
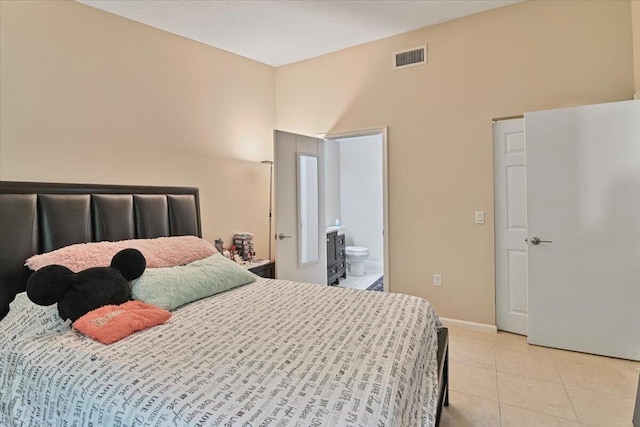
[0,278,439,427]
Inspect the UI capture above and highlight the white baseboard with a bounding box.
[439,317,498,334]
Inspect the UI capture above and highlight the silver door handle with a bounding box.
[528,236,552,245]
[277,233,292,240]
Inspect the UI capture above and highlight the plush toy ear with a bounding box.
[26,265,74,306]
[110,248,146,281]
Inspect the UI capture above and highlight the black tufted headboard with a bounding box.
[0,181,202,320]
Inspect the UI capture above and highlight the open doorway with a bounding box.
[322,128,388,292]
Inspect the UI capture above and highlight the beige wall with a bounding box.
[0,1,276,257]
[276,0,635,324]
[633,0,640,95]
[1,0,636,325]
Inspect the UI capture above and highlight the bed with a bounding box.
[0,181,448,426]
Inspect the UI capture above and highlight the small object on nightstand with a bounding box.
[214,238,224,253]
[246,260,276,279]
[233,232,255,262]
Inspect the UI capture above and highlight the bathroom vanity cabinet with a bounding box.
[327,231,346,285]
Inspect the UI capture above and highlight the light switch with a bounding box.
[433,274,442,287]
[475,211,485,224]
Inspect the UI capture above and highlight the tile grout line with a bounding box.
[495,346,503,426]
[500,403,584,424]
[455,330,638,425]
[552,357,638,400]
[497,369,560,384]
[496,375,583,423]
[562,384,637,401]
[559,368,581,424]
[449,358,497,371]
[495,353,580,423]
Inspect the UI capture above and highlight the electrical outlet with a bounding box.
[475,210,485,224]
[433,274,442,287]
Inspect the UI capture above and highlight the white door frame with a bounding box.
[322,127,389,292]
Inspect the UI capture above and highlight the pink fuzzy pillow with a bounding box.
[25,236,217,272]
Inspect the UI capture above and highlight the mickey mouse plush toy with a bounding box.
[26,249,146,322]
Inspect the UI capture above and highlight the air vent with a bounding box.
[393,45,427,70]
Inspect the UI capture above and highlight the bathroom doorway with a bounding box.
[322,127,388,292]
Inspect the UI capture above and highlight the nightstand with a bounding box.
[247,260,276,279]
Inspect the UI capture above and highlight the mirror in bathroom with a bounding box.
[297,152,319,266]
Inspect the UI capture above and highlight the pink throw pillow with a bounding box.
[25,236,217,272]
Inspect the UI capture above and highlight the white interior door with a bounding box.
[526,100,640,360]
[494,118,528,335]
[274,130,327,284]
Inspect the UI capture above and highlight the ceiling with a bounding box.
[77,0,521,67]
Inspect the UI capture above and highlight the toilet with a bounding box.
[345,246,369,276]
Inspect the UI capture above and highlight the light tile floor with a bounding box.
[337,269,383,290]
[440,325,640,427]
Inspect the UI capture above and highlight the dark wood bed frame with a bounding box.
[0,180,449,426]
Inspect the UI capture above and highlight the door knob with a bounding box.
[529,236,552,245]
[277,233,292,240]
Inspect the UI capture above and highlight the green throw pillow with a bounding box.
[131,254,256,311]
